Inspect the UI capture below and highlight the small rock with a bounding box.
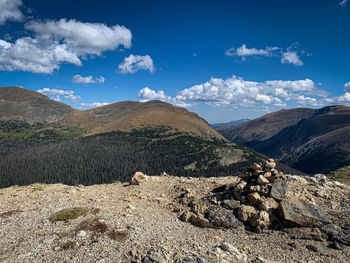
[306,244,319,252]
[265,161,276,170]
[66,189,76,194]
[189,214,210,228]
[130,171,146,185]
[235,181,247,192]
[258,197,279,212]
[223,199,241,210]
[218,242,248,262]
[77,230,87,237]
[179,211,192,222]
[42,235,57,245]
[257,175,270,185]
[250,163,262,171]
[247,192,260,204]
[237,205,258,222]
[314,174,328,182]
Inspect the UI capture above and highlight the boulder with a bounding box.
[130,171,146,185]
[206,207,243,229]
[270,179,288,200]
[280,197,329,227]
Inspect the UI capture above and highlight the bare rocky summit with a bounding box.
[0,172,349,263]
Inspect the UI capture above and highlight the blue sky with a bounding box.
[0,0,350,122]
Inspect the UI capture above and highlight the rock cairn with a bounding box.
[210,158,328,232]
[218,159,287,232]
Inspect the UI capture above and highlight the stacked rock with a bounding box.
[232,159,288,233]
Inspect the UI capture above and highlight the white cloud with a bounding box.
[25,19,132,54]
[0,19,132,74]
[174,75,328,108]
[225,44,276,58]
[338,0,348,8]
[0,0,23,25]
[80,102,111,108]
[281,51,303,66]
[138,87,191,107]
[118,54,155,74]
[226,44,304,66]
[37,88,81,102]
[344,81,350,92]
[72,74,105,84]
[0,37,81,74]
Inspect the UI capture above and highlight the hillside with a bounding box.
[0,87,223,141]
[60,100,224,140]
[0,120,270,188]
[0,172,349,262]
[217,105,350,174]
[0,87,75,123]
[217,108,315,144]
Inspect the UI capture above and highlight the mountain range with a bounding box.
[0,86,271,188]
[216,105,350,174]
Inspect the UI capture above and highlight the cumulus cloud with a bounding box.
[138,87,191,107]
[72,74,105,84]
[80,102,111,108]
[138,76,350,109]
[0,0,23,25]
[118,54,155,74]
[25,19,132,54]
[226,44,304,66]
[344,81,350,92]
[281,51,303,66]
[175,76,324,107]
[0,19,132,74]
[37,88,81,102]
[338,0,348,8]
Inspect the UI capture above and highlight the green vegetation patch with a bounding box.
[49,207,90,222]
[0,120,84,143]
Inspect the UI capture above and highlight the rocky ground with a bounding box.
[0,168,349,263]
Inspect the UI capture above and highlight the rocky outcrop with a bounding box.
[177,159,332,233]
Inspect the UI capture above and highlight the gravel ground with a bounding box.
[0,175,349,263]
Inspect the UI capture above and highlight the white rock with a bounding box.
[77,230,87,237]
[66,189,76,194]
[42,235,57,244]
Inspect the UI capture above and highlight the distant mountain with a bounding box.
[0,87,223,141]
[0,86,75,123]
[216,108,315,144]
[60,100,224,140]
[1,86,283,188]
[217,105,350,174]
[211,118,251,128]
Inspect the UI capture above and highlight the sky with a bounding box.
[0,0,350,123]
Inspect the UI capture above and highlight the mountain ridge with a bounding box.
[0,86,224,140]
[216,105,350,174]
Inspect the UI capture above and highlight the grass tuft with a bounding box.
[49,207,89,222]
